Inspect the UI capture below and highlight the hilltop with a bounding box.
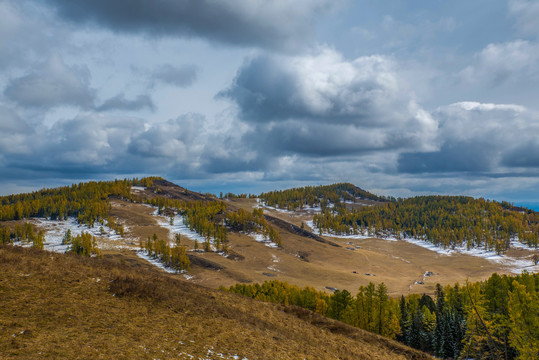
[259,183,387,212]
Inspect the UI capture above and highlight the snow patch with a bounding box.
[135,250,187,274]
[305,220,396,241]
[153,210,208,243]
[28,217,125,253]
[510,239,539,251]
[130,186,146,192]
[249,232,279,248]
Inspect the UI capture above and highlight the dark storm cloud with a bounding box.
[152,64,198,88]
[201,156,265,174]
[219,53,400,125]
[0,106,34,154]
[397,141,494,173]
[40,0,335,51]
[397,102,539,174]
[217,56,301,122]
[96,94,156,112]
[502,141,539,168]
[0,113,143,181]
[0,109,233,182]
[244,121,392,157]
[4,55,95,109]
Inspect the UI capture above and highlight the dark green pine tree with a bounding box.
[327,289,352,321]
[440,310,455,358]
[396,295,407,343]
[449,311,465,359]
[407,311,423,350]
[433,284,446,357]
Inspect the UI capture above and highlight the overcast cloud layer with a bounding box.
[0,0,538,205]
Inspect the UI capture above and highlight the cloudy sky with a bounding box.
[1,0,539,207]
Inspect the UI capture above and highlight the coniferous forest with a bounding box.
[259,183,386,211]
[226,272,538,360]
[312,195,539,252]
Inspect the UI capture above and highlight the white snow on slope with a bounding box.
[130,186,147,192]
[305,220,396,241]
[27,217,126,253]
[307,220,538,273]
[135,250,181,274]
[152,210,208,243]
[249,232,279,248]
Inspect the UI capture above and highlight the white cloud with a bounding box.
[509,0,539,37]
[4,54,95,109]
[0,1,69,70]
[460,40,539,85]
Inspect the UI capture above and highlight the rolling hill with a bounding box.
[0,245,431,360]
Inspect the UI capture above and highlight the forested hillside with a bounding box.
[259,183,386,211]
[313,195,539,252]
[226,272,538,359]
[0,177,281,254]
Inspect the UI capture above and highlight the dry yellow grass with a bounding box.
[0,245,432,360]
[103,197,533,297]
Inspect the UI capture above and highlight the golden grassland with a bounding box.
[0,245,432,360]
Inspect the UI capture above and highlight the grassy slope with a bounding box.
[106,197,509,296]
[0,245,432,360]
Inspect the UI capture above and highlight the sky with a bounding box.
[1,0,539,207]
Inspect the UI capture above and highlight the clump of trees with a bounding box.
[313,196,539,252]
[226,280,401,339]
[145,197,283,250]
[220,192,256,199]
[226,272,538,360]
[225,208,281,247]
[259,183,386,211]
[144,196,229,251]
[0,222,44,249]
[63,231,101,257]
[139,233,190,272]
[106,216,125,237]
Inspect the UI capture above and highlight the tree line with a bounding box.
[313,196,539,252]
[225,272,538,359]
[0,177,162,226]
